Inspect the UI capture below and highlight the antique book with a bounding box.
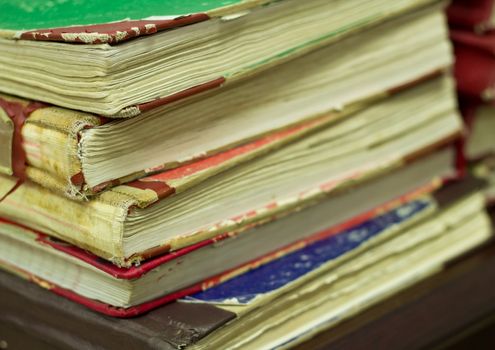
[0,75,463,265]
[461,103,495,201]
[452,29,495,101]
[0,0,440,116]
[0,211,490,350]
[0,6,453,198]
[0,178,489,340]
[448,0,495,32]
[0,171,474,316]
[465,104,495,159]
[187,182,492,350]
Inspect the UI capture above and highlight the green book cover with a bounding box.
[0,0,250,30]
[0,0,271,44]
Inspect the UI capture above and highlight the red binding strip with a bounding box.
[137,77,226,113]
[0,98,45,200]
[19,14,210,45]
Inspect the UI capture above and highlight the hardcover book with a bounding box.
[0,176,484,316]
[0,75,462,265]
[0,6,452,198]
[188,188,491,350]
[0,178,490,339]
[0,0,440,116]
[458,100,495,201]
[0,210,489,350]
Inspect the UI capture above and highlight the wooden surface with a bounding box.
[296,241,495,350]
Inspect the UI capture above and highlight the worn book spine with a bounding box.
[0,92,385,199]
[1,92,365,199]
[0,94,104,197]
[0,173,129,261]
[2,114,356,264]
[0,69,450,200]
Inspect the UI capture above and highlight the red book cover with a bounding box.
[448,0,495,32]
[452,30,495,101]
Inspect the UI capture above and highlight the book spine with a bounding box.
[0,94,104,199]
[22,123,83,196]
[0,175,127,262]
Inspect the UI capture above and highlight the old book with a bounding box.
[187,182,492,350]
[0,202,490,349]
[0,6,452,198]
[448,0,495,32]
[0,75,462,265]
[465,104,495,160]
[0,178,487,350]
[461,102,495,200]
[0,0,440,116]
[0,167,469,316]
[452,29,495,101]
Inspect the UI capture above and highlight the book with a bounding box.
[0,169,474,316]
[0,75,462,265]
[187,187,491,350]
[460,102,495,201]
[447,6,495,202]
[465,104,495,160]
[0,178,490,350]
[0,6,453,198]
[0,0,440,117]
[452,29,495,101]
[448,0,495,32]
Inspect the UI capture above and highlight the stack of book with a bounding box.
[448,0,495,201]
[0,1,492,348]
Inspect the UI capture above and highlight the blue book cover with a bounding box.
[184,198,432,305]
